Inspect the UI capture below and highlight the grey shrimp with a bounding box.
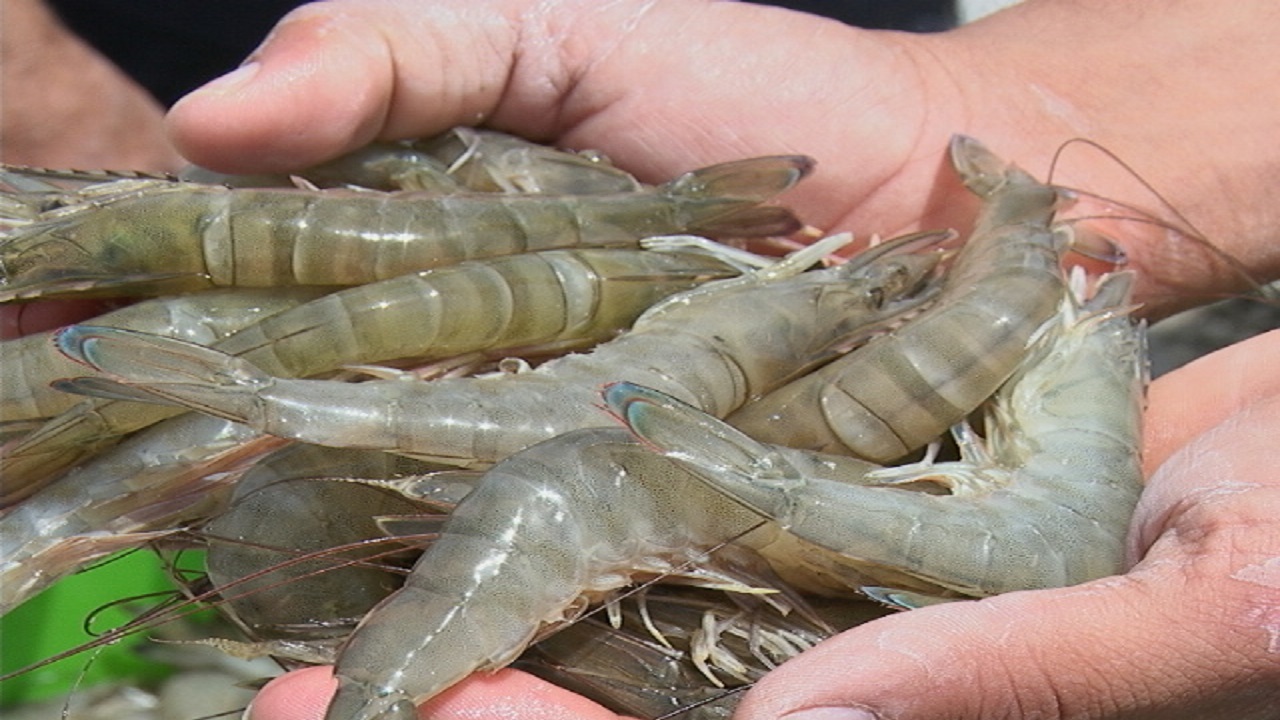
[54,233,943,468]
[0,246,740,495]
[610,270,1146,602]
[212,246,743,378]
[322,426,788,720]
[179,127,643,194]
[728,135,1072,462]
[0,155,807,300]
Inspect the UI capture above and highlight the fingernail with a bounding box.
[783,707,881,720]
[193,61,261,96]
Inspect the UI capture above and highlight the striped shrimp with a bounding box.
[178,127,642,194]
[320,425,814,720]
[610,269,1146,604]
[52,232,943,469]
[727,135,1072,462]
[0,246,744,498]
[0,287,325,426]
[0,155,807,301]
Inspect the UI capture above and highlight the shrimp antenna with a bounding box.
[183,706,250,720]
[654,684,753,720]
[1047,137,1274,302]
[0,534,425,682]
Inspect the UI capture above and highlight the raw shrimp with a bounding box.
[610,269,1146,602]
[211,246,744,378]
[202,446,446,642]
[0,412,277,615]
[0,246,741,496]
[0,155,807,300]
[321,426,786,720]
[727,135,1071,462]
[1,287,325,425]
[321,386,911,720]
[179,127,642,194]
[54,233,943,468]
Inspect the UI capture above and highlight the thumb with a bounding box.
[734,578,1263,720]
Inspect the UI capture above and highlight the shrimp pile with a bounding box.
[0,130,1147,720]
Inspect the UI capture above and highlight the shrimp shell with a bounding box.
[727,135,1071,462]
[0,156,808,300]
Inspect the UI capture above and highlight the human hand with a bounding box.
[167,0,1280,318]
[1,0,182,171]
[160,1,1280,718]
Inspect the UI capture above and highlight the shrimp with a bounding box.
[0,246,743,497]
[1,287,325,425]
[54,232,943,469]
[321,375,912,720]
[0,155,808,300]
[0,412,279,615]
[210,246,744,378]
[610,269,1146,602]
[178,127,642,194]
[726,135,1072,462]
[202,446,447,642]
[414,127,643,194]
[321,426,787,720]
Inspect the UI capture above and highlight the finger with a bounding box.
[248,666,336,720]
[734,395,1280,720]
[1143,327,1280,475]
[165,0,945,231]
[247,665,628,720]
[0,299,131,340]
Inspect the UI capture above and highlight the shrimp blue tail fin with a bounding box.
[54,325,269,423]
[602,381,795,517]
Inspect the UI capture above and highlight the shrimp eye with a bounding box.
[867,287,886,308]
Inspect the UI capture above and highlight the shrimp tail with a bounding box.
[604,381,803,518]
[662,156,814,238]
[604,379,803,502]
[54,325,270,422]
